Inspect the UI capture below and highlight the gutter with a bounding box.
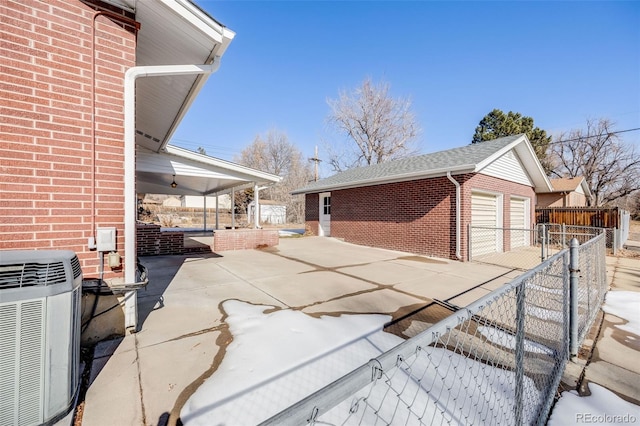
[447,172,462,260]
[123,60,220,331]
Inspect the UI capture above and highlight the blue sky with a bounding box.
[171,1,640,177]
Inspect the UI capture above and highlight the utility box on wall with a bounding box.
[96,227,116,252]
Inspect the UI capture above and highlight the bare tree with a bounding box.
[326,77,420,171]
[235,129,313,223]
[550,118,640,206]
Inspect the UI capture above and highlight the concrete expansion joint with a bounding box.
[133,333,147,425]
[574,310,606,395]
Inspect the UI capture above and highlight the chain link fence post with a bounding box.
[569,238,579,357]
[541,224,547,262]
[515,283,525,425]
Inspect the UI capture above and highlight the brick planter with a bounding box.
[137,224,184,256]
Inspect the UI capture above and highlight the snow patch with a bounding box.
[603,291,640,335]
[548,383,640,425]
[478,326,554,355]
[181,300,546,425]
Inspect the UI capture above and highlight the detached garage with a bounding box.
[293,134,552,261]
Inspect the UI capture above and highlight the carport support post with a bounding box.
[203,195,207,231]
[569,238,579,357]
[231,187,235,229]
[253,182,259,229]
[215,193,219,230]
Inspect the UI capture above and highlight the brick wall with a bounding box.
[213,229,279,251]
[136,224,184,256]
[0,1,136,278]
[305,193,320,236]
[309,177,458,259]
[303,173,535,261]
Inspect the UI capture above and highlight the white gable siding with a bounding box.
[479,150,532,186]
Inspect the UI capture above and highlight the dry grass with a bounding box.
[629,220,640,234]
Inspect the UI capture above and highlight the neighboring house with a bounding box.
[185,194,232,210]
[162,196,183,207]
[248,199,287,225]
[536,177,592,207]
[1,0,280,330]
[293,135,553,261]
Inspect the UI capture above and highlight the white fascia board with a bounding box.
[154,1,235,151]
[513,139,553,192]
[160,0,235,45]
[165,145,282,183]
[291,165,475,195]
[580,178,593,198]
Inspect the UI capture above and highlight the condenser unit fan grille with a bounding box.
[71,256,81,279]
[0,262,68,290]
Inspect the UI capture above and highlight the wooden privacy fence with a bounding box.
[536,207,621,228]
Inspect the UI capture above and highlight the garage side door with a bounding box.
[510,197,529,248]
[471,192,500,257]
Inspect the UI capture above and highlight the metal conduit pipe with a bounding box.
[90,10,139,249]
[447,171,462,260]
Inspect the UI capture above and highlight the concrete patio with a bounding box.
[79,236,526,425]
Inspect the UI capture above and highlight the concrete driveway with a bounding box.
[81,237,522,426]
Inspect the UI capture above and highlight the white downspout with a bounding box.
[123,60,220,331]
[447,172,462,260]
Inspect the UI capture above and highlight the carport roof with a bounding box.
[292,134,553,194]
[136,145,282,196]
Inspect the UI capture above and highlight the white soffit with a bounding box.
[120,0,234,153]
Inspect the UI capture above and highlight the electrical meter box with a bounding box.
[96,227,116,252]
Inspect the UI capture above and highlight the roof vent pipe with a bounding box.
[447,172,462,260]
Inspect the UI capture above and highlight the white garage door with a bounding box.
[471,192,500,256]
[510,197,529,249]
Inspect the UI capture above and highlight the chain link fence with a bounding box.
[261,233,607,426]
[469,224,614,270]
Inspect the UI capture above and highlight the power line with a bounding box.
[549,127,640,145]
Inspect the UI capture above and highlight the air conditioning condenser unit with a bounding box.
[0,250,82,426]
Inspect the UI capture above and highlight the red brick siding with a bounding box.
[0,0,136,278]
[303,173,535,261]
[310,177,458,259]
[213,229,279,251]
[305,193,320,236]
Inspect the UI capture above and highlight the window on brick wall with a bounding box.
[323,196,331,215]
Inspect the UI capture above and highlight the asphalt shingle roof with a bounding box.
[294,134,524,194]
